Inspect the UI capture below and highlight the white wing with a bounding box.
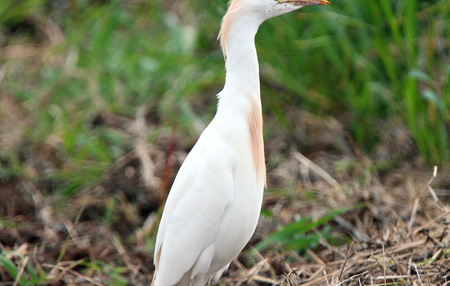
[153,129,235,286]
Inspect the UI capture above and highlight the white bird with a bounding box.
[152,0,329,285]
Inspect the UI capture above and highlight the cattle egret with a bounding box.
[152,0,330,285]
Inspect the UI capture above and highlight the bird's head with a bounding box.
[254,0,330,18]
[224,0,329,20]
[219,0,329,56]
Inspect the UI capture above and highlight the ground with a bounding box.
[1,108,449,286]
[1,0,449,284]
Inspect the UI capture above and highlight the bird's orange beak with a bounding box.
[281,0,330,5]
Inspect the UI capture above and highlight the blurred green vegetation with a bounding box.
[256,208,345,252]
[0,252,47,286]
[257,0,450,163]
[0,0,449,194]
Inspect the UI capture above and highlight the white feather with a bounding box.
[152,0,327,285]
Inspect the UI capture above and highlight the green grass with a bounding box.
[1,0,224,194]
[1,0,449,198]
[256,208,346,252]
[2,0,449,198]
[257,0,450,163]
[0,252,47,286]
[1,0,449,282]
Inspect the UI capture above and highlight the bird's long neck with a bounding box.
[217,10,266,184]
[218,13,262,110]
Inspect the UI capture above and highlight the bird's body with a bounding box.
[154,116,264,285]
[153,0,329,285]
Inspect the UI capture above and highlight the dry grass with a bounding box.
[2,108,449,286]
[1,2,450,284]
